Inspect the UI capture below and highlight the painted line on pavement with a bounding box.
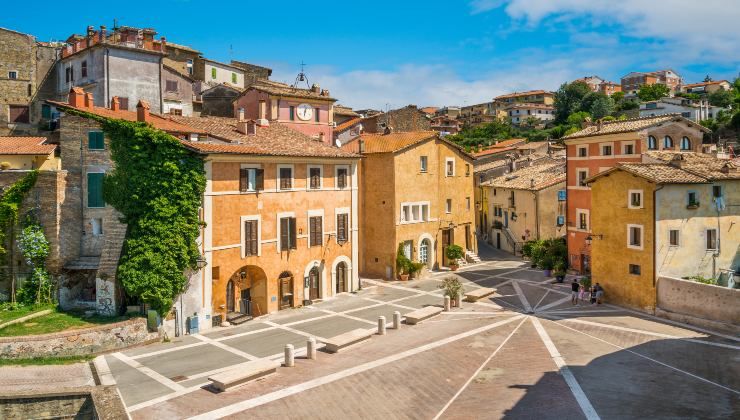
[111,352,186,392]
[262,320,329,342]
[127,382,210,412]
[186,315,525,420]
[191,334,258,361]
[316,308,377,326]
[535,295,573,312]
[543,308,623,314]
[532,290,551,311]
[511,281,534,313]
[545,318,740,395]
[432,316,528,420]
[531,317,600,420]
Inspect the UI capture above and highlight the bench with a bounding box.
[405,306,443,325]
[208,359,281,392]
[465,287,496,302]
[323,328,374,353]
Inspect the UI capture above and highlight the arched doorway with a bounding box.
[226,280,235,312]
[336,262,347,294]
[278,271,294,310]
[308,267,320,300]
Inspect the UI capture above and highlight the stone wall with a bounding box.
[363,105,431,134]
[0,28,35,134]
[656,275,740,334]
[0,386,128,420]
[0,317,153,359]
[201,84,240,117]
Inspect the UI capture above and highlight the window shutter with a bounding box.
[310,216,322,246]
[239,168,248,192]
[337,169,347,189]
[337,214,348,244]
[289,218,297,249]
[255,169,264,191]
[87,173,104,208]
[244,220,258,256]
[280,218,289,251]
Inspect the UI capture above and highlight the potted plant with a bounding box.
[408,262,425,279]
[438,276,464,307]
[540,255,554,277]
[445,244,465,271]
[553,261,566,283]
[396,243,412,281]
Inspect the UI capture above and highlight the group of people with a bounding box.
[570,279,604,305]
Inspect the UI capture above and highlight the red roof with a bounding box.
[334,117,362,133]
[0,137,56,155]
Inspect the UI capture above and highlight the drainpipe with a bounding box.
[105,48,110,106]
[653,184,664,312]
[533,190,540,239]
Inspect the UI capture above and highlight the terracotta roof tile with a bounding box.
[562,114,710,141]
[341,131,438,154]
[0,137,56,155]
[643,151,740,180]
[334,117,362,133]
[682,80,729,88]
[167,116,358,158]
[246,80,336,101]
[333,105,360,117]
[604,163,708,184]
[47,100,206,135]
[483,160,566,190]
[494,90,552,100]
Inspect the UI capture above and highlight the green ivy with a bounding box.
[17,222,52,304]
[0,170,38,257]
[64,109,206,315]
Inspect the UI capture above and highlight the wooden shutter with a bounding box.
[289,218,297,249]
[310,216,322,246]
[245,220,258,256]
[87,173,104,208]
[280,218,289,251]
[255,169,264,191]
[9,106,29,123]
[337,214,348,244]
[337,169,347,189]
[239,168,248,192]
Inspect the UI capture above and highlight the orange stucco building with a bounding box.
[175,115,360,324]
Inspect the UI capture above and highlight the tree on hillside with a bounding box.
[709,89,733,108]
[590,94,615,119]
[566,111,591,127]
[611,91,625,102]
[637,84,671,101]
[525,116,540,128]
[553,81,592,123]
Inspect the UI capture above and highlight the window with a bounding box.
[420,156,428,172]
[8,105,29,123]
[706,229,717,250]
[712,185,723,199]
[87,173,105,208]
[166,80,178,92]
[446,199,452,214]
[309,166,322,189]
[577,146,588,157]
[629,264,641,275]
[648,136,657,150]
[170,108,182,116]
[336,167,348,189]
[601,144,612,156]
[81,61,87,78]
[88,131,104,150]
[211,67,217,79]
[681,112,691,118]
[669,230,679,246]
[446,158,455,176]
[244,219,259,256]
[680,137,691,151]
[309,216,323,246]
[315,107,320,122]
[118,97,129,111]
[579,212,588,230]
[186,59,193,75]
[628,224,643,249]
[279,166,293,190]
[400,202,429,223]
[279,217,297,250]
[41,104,51,119]
[577,169,588,186]
[91,218,103,236]
[8,71,17,79]
[466,197,471,210]
[336,213,349,244]
[628,190,642,209]
[509,191,515,208]
[623,143,635,155]
[687,191,699,208]
[465,164,470,176]
[231,73,237,84]
[419,240,430,264]
[239,167,264,192]
[65,67,71,83]
[663,136,674,149]
[289,106,295,121]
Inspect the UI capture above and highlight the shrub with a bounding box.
[438,276,464,297]
[445,244,465,262]
[396,243,412,275]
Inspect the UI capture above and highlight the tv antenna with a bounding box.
[293,61,310,89]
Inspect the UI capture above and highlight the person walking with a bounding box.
[571,279,580,305]
[589,285,597,305]
[578,283,587,305]
[595,283,605,305]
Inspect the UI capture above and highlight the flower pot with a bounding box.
[398,274,410,281]
[544,269,552,277]
[450,264,459,272]
[556,275,565,283]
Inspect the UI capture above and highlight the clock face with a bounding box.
[296,103,314,121]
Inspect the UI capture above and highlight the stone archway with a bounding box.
[417,233,436,270]
[331,255,353,295]
[228,265,268,316]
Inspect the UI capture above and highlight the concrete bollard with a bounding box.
[444,295,451,312]
[307,337,317,360]
[457,292,464,309]
[378,316,386,335]
[393,311,401,329]
[284,344,295,367]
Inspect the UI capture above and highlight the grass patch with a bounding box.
[0,303,56,324]
[0,309,131,337]
[0,354,95,367]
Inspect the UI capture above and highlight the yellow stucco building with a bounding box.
[0,137,59,170]
[343,131,476,279]
[587,152,740,312]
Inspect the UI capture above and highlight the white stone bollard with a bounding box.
[393,311,401,329]
[457,292,464,309]
[378,316,386,335]
[444,295,451,312]
[284,344,295,367]
[307,337,317,360]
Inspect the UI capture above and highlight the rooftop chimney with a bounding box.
[237,107,245,121]
[84,92,94,109]
[111,96,120,111]
[99,26,107,42]
[69,87,85,107]
[160,36,167,53]
[581,117,593,129]
[318,132,325,143]
[86,26,95,47]
[136,100,151,123]
[597,119,603,131]
[236,119,257,135]
[384,126,393,135]
[257,100,268,126]
[311,83,321,94]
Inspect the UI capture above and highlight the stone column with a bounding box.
[284,344,294,367]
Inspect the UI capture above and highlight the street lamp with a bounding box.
[196,254,207,269]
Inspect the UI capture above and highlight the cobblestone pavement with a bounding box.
[106,245,738,419]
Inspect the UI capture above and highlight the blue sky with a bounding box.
[3,0,739,109]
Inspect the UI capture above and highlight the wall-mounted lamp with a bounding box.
[240,270,247,280]
[196,254,207,269]
[585,234,603,245]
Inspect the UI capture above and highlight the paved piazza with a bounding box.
[104,247,739,419]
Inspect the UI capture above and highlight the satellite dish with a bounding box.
[335,139,342,147]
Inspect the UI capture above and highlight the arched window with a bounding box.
[419,239,431,268]
[648,136,657,150]
[680,136,691,151]
[664,136,674,149]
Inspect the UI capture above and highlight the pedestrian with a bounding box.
[578,283,587,305]
[590,285,597,305]
[571,279,579,305]
[595,283,604,305]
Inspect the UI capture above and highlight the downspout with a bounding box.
[653,184,664,313]
[159,57,164,114]
[105,48,110,107]
[533,190,540,239]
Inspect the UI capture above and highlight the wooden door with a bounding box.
[309,268,320,300]
[442,229,452,266]
[336,263,347,294]
[496,233,501,249]
[226,280,235,312]
[465,225,471,251]
[279,275,293,310]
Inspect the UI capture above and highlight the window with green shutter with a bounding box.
[87,172,105,208]
[41,104,51,119]
[232,73,237,84]
[88,131,104,150]
[211,68,217,79]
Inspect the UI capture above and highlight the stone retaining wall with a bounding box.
[656,275,740,334]
[0,317,156,359]
[0,386,127,420]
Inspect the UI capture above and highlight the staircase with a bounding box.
[465,250,482,264]
[226,312,252,325]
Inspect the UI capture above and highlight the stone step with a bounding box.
[226,312,252,325]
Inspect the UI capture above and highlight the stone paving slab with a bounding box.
[343,303,416,322]
[201,320,272,339]
[311,295,373,313]
[266,308,329,325]
[106,354,173,408]
[395,293,446,310]
[220,328,309,358]
[123,334,204,357]
[291,315,372,339]
[357,285,420,302]
[138,343,247,380]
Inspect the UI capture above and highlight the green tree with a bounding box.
[610,91,625,103]
[566,111,591,127]
[637,84,670,101]
[708,89,733,108]
[590,94,615,119]
[525,116,540,128]
[553,81,592,123]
